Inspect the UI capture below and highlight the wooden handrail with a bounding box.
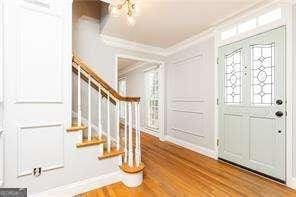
[72,55,140,102]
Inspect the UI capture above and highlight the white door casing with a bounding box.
[218,26,286,181]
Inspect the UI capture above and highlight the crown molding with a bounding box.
[165,28,215,56]
[101,34,167,56]
[118,61,154,76]
[100,1,288,57]
[101,31,215,57]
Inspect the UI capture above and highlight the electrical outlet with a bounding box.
[33,167,42,177]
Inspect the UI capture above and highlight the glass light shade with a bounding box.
[109,4,120,17]
[127,15,136,26]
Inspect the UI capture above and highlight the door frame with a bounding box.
[214,3,295,188]
[114,53,166,141]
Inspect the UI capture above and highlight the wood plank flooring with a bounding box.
[78,132,296,197]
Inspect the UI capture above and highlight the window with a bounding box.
[258,8,281,26]
[118,78,127,119]
[220,8,282,41]
[221,27,237,40]
[238,18,256,34]
[224,49,242,104]
[145,67,159,130]
[251,43,275,106]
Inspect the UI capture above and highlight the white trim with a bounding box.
[100,0,271,57]
[285,1,294,189]
[0,128,3,187]
[0,0,3,102]
[164,135,218,159]
[118,62,148,76]
[30,171,122,197]
[101,34,167,56]
[166,28,215,56]
[142,65,159,73]
[115,54,166,140]
[141,127,160,138]
[17,123,64,177]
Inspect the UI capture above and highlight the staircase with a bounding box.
[67,55,144,187]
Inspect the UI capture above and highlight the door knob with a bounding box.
[276,100,283,105]
[275,111,284,117]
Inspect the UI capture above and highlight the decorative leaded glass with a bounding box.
[224,49,242,104]
[251,43,275,106]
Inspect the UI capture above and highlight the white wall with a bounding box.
[0,0,4,187]
[293,2,296,179]
[119,63,160,132]
[165,37,216,155]
[2,1,120,195]
[73,17,165,90]
[72,16,165,137]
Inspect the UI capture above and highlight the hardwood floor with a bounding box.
[79,132,296,197]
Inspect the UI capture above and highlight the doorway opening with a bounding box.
[116,55,164,138]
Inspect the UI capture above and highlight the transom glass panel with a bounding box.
[251,43,275,106]
[224,49,242,104]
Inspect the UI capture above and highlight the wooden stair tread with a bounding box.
[76,137,105,148]
[119,162,145,174]
[98,148,124,160]
[67,123,87,132]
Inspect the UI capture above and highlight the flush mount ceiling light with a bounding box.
[109,0,139,26]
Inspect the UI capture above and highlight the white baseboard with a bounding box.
[164,135,218,159]
[31,171,122,197]
[287,177,296,189]
[141,127,160,138]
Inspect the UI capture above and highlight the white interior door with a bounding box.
[218,26,286,181]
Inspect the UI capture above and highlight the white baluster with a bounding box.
[116,100,120,150]
[124,102,128,163]
[98,86,102,139]
[77,65,82,127]
[135,103,139,166]
[137,102,141,165]
[77,64,82,143]
[128,102,133,167]
[88,75,92,141]
[107,93,111,152]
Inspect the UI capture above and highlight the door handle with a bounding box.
[275,111,284,117]
[276,99,283,105]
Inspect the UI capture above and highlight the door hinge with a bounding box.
[285,111,287,116]
[217,57,219,65]
[217,139,219,146]
[216,98,219,105]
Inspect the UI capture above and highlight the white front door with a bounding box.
[218,26,286,181]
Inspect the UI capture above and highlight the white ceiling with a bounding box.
[102,0,268,48]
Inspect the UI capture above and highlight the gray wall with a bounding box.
[165,37,216,151]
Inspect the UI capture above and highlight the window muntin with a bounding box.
[251,43,275,106]
[145,68,159,130]
[224,49,242,104]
